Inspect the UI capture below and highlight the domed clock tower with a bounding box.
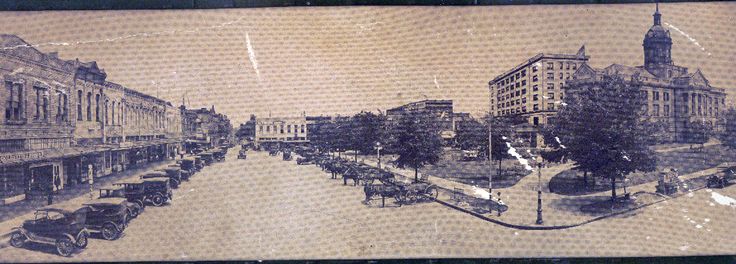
[642,3,684,78]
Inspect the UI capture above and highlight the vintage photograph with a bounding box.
[0,2,734,261]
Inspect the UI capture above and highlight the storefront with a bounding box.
[0,150,65,203]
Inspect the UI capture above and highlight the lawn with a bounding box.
[418,149,532,189]
[549,144,736,196]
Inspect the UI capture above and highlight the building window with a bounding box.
[5,82,23,122]
[548,93,555,100]
[266,125,270,132]
[533,104,539,111]
[521,80,526,86]
[77,90,83,120]
[547,83,555,90]
[533,85,538,91]
[104,100,109,125]
[664,92,669,101]
[34,87,42,120]
[301,125,305,133]
[521,89,527,95]
[664,105,670,117]
[548,103,555,110]
[522,97,527,104]
[546,62,554,70]
[521,70,526,77]
[280,125,284,134]
[572,63,577,70]
[559,73,564,80]
[532,75,538,82]
[547,73,554,80]
[642,91,648,100]
[653,104,660,116]
[533,116,539,125]
[86,92,92,121]
[653,91,659,101]
[287,125,292,133]
[533,94,539,101]
[559,62,564,70]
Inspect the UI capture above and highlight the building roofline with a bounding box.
[386,99,453,112]
[491,52,590,84]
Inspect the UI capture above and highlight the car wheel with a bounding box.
[151,193,165,207]
[9,232,26,248]
[101,223,120,240]
[76,232,88,248]
[55,238,75,257]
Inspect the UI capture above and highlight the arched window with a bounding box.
[104,99,109,125]
[111,101,115,125]
[95,94,100,122]
[86,92,92,121]
[77,90,83,121]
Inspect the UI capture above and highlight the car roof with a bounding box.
[86,197,128,205]
[142,176,169,182]
[38,204,79,214]
[114,178,148,184]
[141,171,168,177]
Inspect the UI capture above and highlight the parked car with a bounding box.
[707,165,736,188]
[9,207,89,257]
[192,156,204,171]
[155,167,184,185]
[98,187,144,219]
[198,152,214,165]
[238,149,247,160]
[168,164,192,181]
[114,177,172,207]
[461,149,480,161]
[283,151,292,161]
[77,199,129,240]
[142,171,179,189]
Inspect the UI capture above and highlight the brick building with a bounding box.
[0,34,182,204]
[181,105,232,152]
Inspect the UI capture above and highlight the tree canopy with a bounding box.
[543,75,657,202]
[392,114,444,182]
[722,108,736,150]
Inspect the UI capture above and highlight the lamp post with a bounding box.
[536,155,544,225]
[375,142,383,169]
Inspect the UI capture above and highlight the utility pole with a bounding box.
[488,114,493,208]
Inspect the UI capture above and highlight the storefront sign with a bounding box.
[0,151,45,164]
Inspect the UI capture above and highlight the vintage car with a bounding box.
[238,149,247,159]
[114,177,173,207]
[282,151,292,161]
[9,206,89,257]
[98,187,144,219]
[212,149,226,162]
[296,154,314,165]
[141,171,179,189]
[198,152,214,165]
[192,156,204,170]
[78,199,129,240]
[461,149,480,161]
[155,167,184,185]
[168,164,192,181]
[707,165,736,188]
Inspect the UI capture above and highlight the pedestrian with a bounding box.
[496,192,503,217]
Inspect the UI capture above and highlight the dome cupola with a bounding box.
[643,3,673,67]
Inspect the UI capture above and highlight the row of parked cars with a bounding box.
[7,146,230,257]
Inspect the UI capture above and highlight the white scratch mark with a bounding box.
[554,137,566,149]
[245,32,261,81]
[433,75,440,90]
[665,22,710,56]
[506,142,533,171]
[710,192,736,207]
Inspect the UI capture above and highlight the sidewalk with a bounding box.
[651,139,721,153]
[0,159,176,243]
[355,154,728,228]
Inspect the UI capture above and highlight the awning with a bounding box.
[0,145,109,166]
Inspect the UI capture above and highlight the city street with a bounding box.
[1,148,735,262]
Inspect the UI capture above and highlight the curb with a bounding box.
[432,189,683,230]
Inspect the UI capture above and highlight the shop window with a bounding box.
[5,82,24,122]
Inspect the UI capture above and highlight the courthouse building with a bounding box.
[489,4,728,147]
[570,4,727,142]
[0,34,182,205]
[385,99,471,145]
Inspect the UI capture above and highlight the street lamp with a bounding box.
[536,155,544,225]
[375,142,383,169]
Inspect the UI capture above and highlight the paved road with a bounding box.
[1,149,735,261]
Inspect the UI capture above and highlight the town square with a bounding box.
[0,2,734,261]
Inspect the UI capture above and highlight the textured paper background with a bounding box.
[0,3,735,261]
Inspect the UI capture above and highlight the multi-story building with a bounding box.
[489,46,590,127]
[0,34,182,204]
[385,99,458,144]
[181,106,232,151]
[571,4,728,142]
[255,116,308,147]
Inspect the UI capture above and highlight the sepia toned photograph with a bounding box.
[0,1,734,262]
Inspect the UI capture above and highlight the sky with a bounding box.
[0,3,734,125]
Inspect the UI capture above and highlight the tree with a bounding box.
[454,115,515,177]
[348,111,386,161]
[548,75,657,203]
[721,108,736,150]
[392,114,443,182]
[683,119,713,150]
